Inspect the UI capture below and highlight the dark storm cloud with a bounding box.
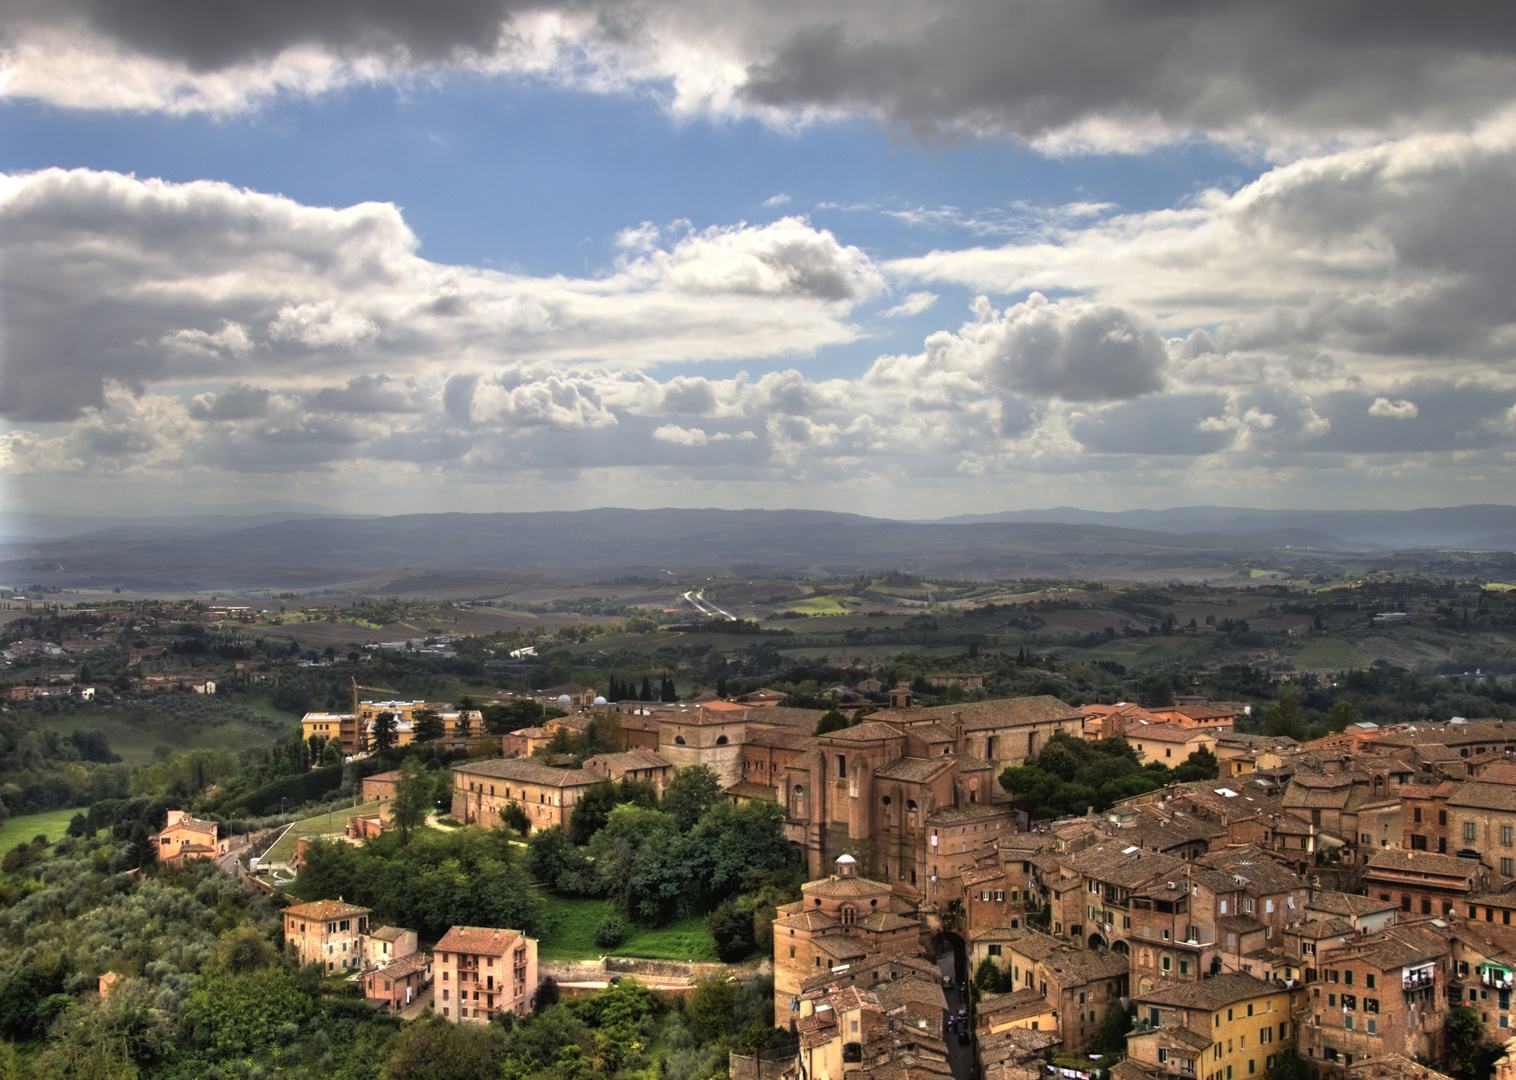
[1,0,547,70]
[738,1,1516,142]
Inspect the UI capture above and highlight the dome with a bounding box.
[593,696,608,705]
[557,694,572,703]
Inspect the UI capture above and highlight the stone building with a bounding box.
[1362,849,1488,918]
[434,925,537,1023]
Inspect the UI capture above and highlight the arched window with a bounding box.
[716,735,728,745]
[881,795,891,806]
[907,800,918,811]
[674,735,686,745]
[841,907,856,926]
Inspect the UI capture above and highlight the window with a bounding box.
[1366,974,1375,989]
[1504,858,1514,877]
[1504,826,1514,847]
[837,755,846,777]
[1414,807,1422,823]
[1345,1015,1354,1031]
[1367,1019,1377,1035]
[1344,971,1353,986]
[1441,810,1448,826]
[1467,821,1479,842]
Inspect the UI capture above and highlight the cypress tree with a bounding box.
[641,676,653,701]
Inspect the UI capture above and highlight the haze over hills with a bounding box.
[0,504,1511,592]
[935,504,1516,550]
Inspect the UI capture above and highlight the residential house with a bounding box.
[1362,850,1488,918]
[1127,973,1297,1080]
[284,898,371,972]
[434,925,537,1023]
[1298,922,1452,1069]
[152,810,225,867]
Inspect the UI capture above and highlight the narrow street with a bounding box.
[938,946,973,1080]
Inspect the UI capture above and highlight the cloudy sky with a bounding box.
[3,1,1516,519]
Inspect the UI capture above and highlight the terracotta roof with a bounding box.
[1446,782,1516,812]
[1478,762,1516,785]
[918,695,1084,733]
[372,951,430,979]
[805,874,894,901]
[775,908,839,932]
[928,802,1016,825]
[725,781,778,799]
[822,721,907,743]
[875,756,955,783]
[163,815,218,834]
[285,898,370,919]
[452,759,600,787]
[1130,725,1215,744]
[1307,891,1398,917]
[583,749,671,771]
[813,936,873,960]
[1323,923,1450,970]
[742,725,814,749]
[1131,972,1280,1011]
[369,926,408,942]
[434,925,526,957]
[1364,849,1481,879]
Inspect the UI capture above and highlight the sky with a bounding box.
[3,1,1516,520]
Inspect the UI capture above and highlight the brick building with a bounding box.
[434,925,537,1023]
[771,854,924,1028]
[1362,849,1488,918]
[1297,922,1452,1070]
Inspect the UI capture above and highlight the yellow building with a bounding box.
[1127,973,1296,1080]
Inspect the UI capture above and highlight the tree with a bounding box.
[708,902,756,962]
[716,677,728,698]
[454,702,474,740]
[378,1015,506,1080]
[531,976,561,1013]
[813,709,851,736]
[1088,1000,1133,1055]
[640,677,653,702]
[391,758,433,844]
[686,971,738,1043]
[1264,1050,1312,1080]
[972,955,1004,994]
[661,764,725,831]
[499,801,530,836]
[412,709,444,743]
[371,710,398,752]
[307,733,325,764]
[323,736,344,765]
[1322,698,1363,732]
[1173,745,1220,783]
[1446,1005,1504,1080]
[217,924,278,975]
[1261,690,1307,740]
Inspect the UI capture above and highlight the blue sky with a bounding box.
[2,2,1516,519]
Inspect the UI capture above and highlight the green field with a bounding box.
[537,896,720,962]
[0,806,87,855]
[769,596,855,616]
[263,800,383,864]
[1055,636,1211,664]
[1292,638,1370,671]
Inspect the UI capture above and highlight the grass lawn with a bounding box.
[264,800,383,864]
[0,806,87,854]
[537,895,719,962]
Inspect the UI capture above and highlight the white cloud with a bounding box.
[880,291,938,318]
[0,169,878,420]
[1369,396,1419,419]
[762,193,791,207]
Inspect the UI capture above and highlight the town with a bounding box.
[3,576,1516,1080]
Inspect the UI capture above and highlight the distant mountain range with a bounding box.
[0,504,1511,591]
[932,504,1516,551]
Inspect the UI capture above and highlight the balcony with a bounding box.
[1403,971,1434,991]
